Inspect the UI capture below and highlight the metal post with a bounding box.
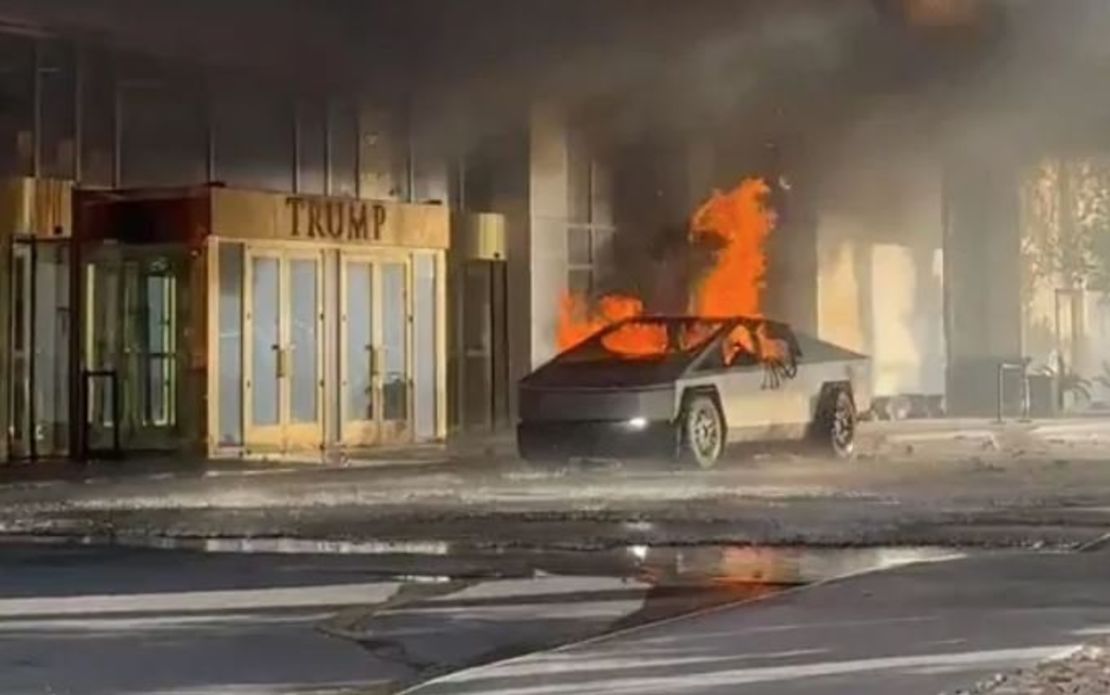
[110,369,120,457]
[997,362,1005,424]
[27,240,37,461]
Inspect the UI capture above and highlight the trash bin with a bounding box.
[1027,373,1057,418]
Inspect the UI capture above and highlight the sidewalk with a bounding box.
[1,417,1105,488]
[2,417,1110,552]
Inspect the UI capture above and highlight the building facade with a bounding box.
[0,20,513,462]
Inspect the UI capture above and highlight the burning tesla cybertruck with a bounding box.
[518,316,871,468]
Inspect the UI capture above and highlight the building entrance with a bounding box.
[82,245,192,454]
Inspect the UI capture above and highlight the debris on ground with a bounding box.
[954,641,1110,694]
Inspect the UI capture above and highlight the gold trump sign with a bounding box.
[286,196,388,241]
[209,188,449,249]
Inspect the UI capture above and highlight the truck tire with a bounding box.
[813,387,856,459]
[680,394,725,469]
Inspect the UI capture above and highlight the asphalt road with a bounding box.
[0,543,674,695]
[408,549,1110,695]
[0,544,420,695]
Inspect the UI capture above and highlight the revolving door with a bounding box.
[82,245,196,455]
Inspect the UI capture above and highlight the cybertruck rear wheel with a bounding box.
[813,388,856,459]
[680,394,725,469]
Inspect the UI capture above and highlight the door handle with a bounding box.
[367,345,378,379]
[274,344,286,378]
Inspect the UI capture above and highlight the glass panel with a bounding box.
[0,34,33,176]
[146,275,166,353]
[328,100,358,197]
[80,48,114,187]
[33,243,71,455]
[250,256,280,426]
[381,262,408,421]
[567,128,592,223]
[38,40,76,179]
[297,101,326,195]
[463,263,491,352]
[214,88,294,192]
[118,66,206,187]
[413,255,437,440]
[88,261,120,428]
[142,273,175,426]
[567,227,592,265]
[345,262,373,421]
[568,268,592,297]
[10,249,29,452]
[289,258,318,423]
[218,244,243,445]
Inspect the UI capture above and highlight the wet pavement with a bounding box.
[0,541,958,694]
[406,547,1110,695]
[4,419,1110,554]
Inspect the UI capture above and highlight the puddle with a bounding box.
[2,532,964,588]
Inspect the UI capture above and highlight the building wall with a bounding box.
[813,124,947,401]
[0,29,429,203]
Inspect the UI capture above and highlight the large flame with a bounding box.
[689,177,775,318]
[556,177,777,358]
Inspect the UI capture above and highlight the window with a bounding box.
[328,99,357,197]
[0,33,34,176]
[359,104,410,201]
[37,39,75,179]
[80,48,114,187]
[566,123,613,297]
[213,86,294,191]
[118,60,206,187]
[296,100,326,194]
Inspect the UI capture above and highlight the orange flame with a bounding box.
[557,293,647,350]
[556,177,778,359]
[689,178,776,319]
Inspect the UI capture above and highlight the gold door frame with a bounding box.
[339,249,413,448]
[281,248,325,450]
[242,246,325,452]
[243,247,285,450]
[339,255,378,446]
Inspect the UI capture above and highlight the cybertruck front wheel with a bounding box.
[680,394,725,469]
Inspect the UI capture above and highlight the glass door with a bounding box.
[340,254,411,447]
[284,251,323,448]
[84,248,186,454]
[379,259,410,443]
[243,248,323,451]
[10,240,74,459]
[84,249,122,453]
[340,257,376,445]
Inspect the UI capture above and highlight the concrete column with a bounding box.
[525,102,569,369]
[943,159,1023,415]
